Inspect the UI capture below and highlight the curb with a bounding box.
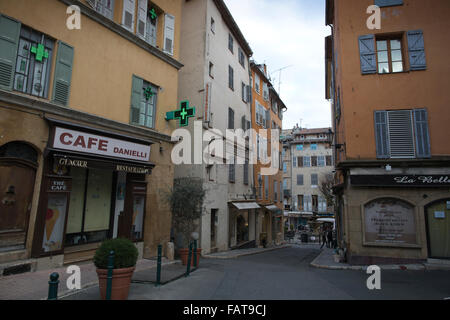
[44,260,181,300]
[310,250,427,271]
[202,245,291,259]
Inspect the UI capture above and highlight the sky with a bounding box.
[224,0,332,130]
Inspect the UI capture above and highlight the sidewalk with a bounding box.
[0,257,178,300]
[310,248,450,271]
[202,244,291,259]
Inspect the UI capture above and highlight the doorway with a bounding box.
[425,199,450,259]
[118,176,146,242]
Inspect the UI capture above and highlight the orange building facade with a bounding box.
[326,0,450,264]
[250,62,286,246]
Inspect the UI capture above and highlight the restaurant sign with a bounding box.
[53,127,151,162]
[55,156,152,174]
[351,175,450,187]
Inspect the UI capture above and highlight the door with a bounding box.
[118,177,146,241]
[426,199,450,259]
[0,165,35,251]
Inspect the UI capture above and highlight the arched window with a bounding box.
[0,142,38,164]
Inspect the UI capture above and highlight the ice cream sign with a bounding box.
[53,127,151,162]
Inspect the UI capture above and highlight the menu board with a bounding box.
[364,198,417,246]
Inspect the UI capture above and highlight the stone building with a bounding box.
[0,0,182,273]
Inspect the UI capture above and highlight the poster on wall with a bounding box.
[364,198,417,246]
[42,194,68,252]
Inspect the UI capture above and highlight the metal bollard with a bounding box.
[193,240,198,269]
[48,272,59,300]
[185,242,193,277]
[106,250,115,300]
[156,244,162,286]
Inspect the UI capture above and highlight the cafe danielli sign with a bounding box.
[362,198,419,247]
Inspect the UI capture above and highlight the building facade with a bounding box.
[326,0,450,264]
[0,0,182,272]
[176,0,255,254]
[251,62,286,246]
[282,127,334,230]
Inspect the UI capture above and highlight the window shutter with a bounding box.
[122,0,136,32]
[0,15,21,91]
[247,120,251,130]
[136,0,148,39]
[244,163,248,185]
[87,0,96,8]
[247,85,251,103]
[130,75,143,125]
[104,0,115,20]
[52,41,74,106]
[407,30,427,71]
[228,66,233,90]
[326,155,332,166]
[413,109,431,158]
[311,156,317,167]
[375,0,403,7]
[358,35,376,74]
[265,109,270,128]
[228,108,234,129]
[241,115,246,130]
[388,110,415,158]
[297,175,303,185]
[374,111,390,158]
[164,14,175,55]
[298,156,303,167]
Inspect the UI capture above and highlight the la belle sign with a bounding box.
[53,127,151,162]
[351,175,450,187]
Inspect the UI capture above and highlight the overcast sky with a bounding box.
[224,0,332,130]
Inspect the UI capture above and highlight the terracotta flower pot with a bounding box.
[179,248,202,266]
[96,266,135,300]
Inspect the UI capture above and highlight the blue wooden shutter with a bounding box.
[130,75,143,125]
[375,0,403,7]
[52,41,74,106]
[0,15,21,91]
[413,109,431,158]
[407,30,427,71]
[358,35,376,74]
[374,111,390,158]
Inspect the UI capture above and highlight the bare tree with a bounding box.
[318,173,335,208]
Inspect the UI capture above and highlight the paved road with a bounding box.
[66,246,450,300]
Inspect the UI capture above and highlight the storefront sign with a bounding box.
[363,198,417,246]
[53,127,151,162]
[434,211,445,219]
[55,156,152,174]
[351,175,450,187]
[47,180,71,192]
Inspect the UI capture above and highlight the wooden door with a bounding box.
[0,165,36,250]
[426,200,450,259]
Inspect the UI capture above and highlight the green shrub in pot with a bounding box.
[94,238,138,269]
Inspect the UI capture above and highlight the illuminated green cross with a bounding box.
[149,8,157,20]
[166,101,195,127]
[144,87,154,100]
[30,43,48,62]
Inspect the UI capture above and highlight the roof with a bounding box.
[213,0,253,57]
[292,127,332,135]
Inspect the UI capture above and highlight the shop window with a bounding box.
[13,26,55,98]
[65,167,113,246]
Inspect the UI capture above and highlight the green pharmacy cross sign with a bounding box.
[166,101,195,127]
[30,43,49,62]
[149,8,157,20]
[144,87,154,100]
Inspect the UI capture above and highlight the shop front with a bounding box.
[229,202,259,249]
[31,120,154,264]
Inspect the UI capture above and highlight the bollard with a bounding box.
[106,250,115,300]
[193,239,198,269]
[48,272,60,300]
[156,244,162,286]
[185,242,193,277]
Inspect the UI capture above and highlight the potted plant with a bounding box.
[166,177,205,266]
[94,238,138,300]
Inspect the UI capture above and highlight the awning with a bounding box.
[232,202,261,210]
[285,211,314,216]
[317,218,335,223]
[265,205,279,211]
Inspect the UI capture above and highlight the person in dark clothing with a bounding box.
[320,228,327,249]
[327,229,333,248]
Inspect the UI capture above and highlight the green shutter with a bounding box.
[130,75,143,125]
[0,15,21,91]
[52,41,74,106]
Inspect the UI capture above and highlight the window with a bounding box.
[293,156,297,167]
[209,62,214,78]
[130,75,157,128]
[211,17,215,34]
[163,14,175,55]
[254,73,260,94]
[318,156,326,167]
[228,33,233,53]
[146,4,159,47]
[122,0,135,32]
[377,37,403,73]
[244,161,249,185]
[258,174,262,198]
[326,155,333,166]
[265,175,269,199]
[296,145,303,151]
[88,0,115,20]
[283,162,287,173]
[136,0,148,40]
[375,109,430,159]
[263,82,269,101]
[303,156,311,167]
[229,163,235,183]
[311,156,317,167]
[274,181,278,201]
[228,65,234,90]
[297,174,304,185]
[228,107,234,129]
[13,26,55,99]
[283,178,288,190]
[310,144,318,150]
[241,82,247,102]
[304,195,312,212]
[238,48,245,68]
[311,174,318,187]
[272,100,278,114]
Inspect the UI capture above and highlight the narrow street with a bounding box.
[66,246,450,300]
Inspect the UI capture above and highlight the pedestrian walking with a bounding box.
[327,229,333,248]
[320,228,327,249]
